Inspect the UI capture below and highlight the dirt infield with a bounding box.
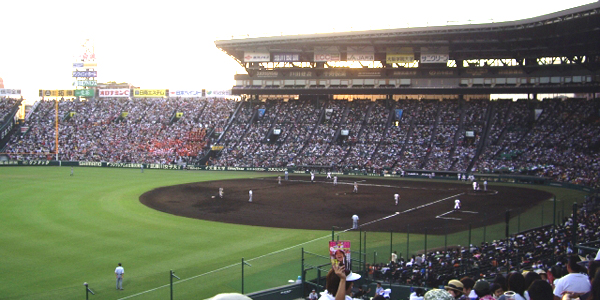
[140,176,553,234]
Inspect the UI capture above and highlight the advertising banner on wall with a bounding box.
[314,52,341,62]
[41,90,75,97]
[205,90,232,98]
[0,89,21,96]
[346,52,374,61]
[420,47,449,64]
[168,90,203,97]
[133,89,167,98]
[73,62,97,68]
[74,89,95,97]
[243,52,270,62]
[386,54,415,64]
[75,80,97,87]
[72,71,97,77]
[99,89,130,97]
[273,53,300,62]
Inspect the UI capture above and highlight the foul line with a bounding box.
[119,190,462,299]
[118,233,336,300]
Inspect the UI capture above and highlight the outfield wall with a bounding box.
[0,160,595,194]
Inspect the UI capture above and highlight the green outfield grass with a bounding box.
[0,167,588,299]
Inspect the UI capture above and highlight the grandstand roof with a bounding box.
[216,2,600,64]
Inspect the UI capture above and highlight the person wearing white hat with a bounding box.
[309,289,319,300]
[382,288,392,299]
[319,264,361,300]
[208,293,252,300]
[249,190,253,202]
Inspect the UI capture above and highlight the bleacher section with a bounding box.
[2,97,600,188]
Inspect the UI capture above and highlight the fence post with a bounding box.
[553,196,557,262]
[302,248,305,290]
[170,270,180,300]
[332,226,334,242]
[444,220,448,252]
[468,223,472,252]
[572,203,578,249]
[424,227,428,258]
[390,230,393,262]
[242,258,245,294]
[359,229,362,272]
[406,224,410,259]
[363,231,367,273]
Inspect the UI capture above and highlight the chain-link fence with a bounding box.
[109,195,577,299]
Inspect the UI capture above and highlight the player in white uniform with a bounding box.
[326,171,332,179]
[70,167,74,176]
[219,187,224,198]
[454,199,461,210]
[353,182,358,193]
[472,181,478,191]
[333,176,338,186]
[278,176,281,185]
[483,180,487,191]
[248,190,253,202]
[310,171,315,182]
[394,193,399,205]
[352,214,359,229]
[284,170,288,180]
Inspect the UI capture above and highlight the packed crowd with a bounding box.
[3,96,600,188]
[362,200,600,300]
[0,97,20,124]
[4,97,234,164]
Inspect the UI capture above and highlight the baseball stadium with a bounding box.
[1,2,600,300]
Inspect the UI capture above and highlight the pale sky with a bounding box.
[1,0,595,102]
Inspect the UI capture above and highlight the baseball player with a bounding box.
[115,263,124,290]
[70,167,74,176]
[394,193,399,205]
[457,173,461,181]
[483,180,488,191]
[141,164,144,173]
[219,187,224,198]
[472,181,478,191]
[278,176,281,185]
[326,171,332,179]
[353,182,358,193]
[284,170,288,180]
[352,214,359,229]
[249,190,253,202]
[310,171,315,182]
[454,199,461,210]
[333,175,338,186]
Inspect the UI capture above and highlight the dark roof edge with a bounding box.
[215,2,600,47]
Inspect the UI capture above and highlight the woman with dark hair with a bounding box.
[580,268,600,300]
[498,272,527,300]
[319,265,361,300]
[333,249,351,271]
[524,272,542,299]
[494,274,508,294]
[527,279,553,300]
